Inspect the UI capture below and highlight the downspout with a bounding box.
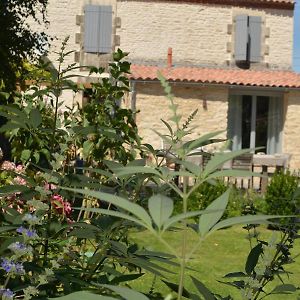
[130,80,137,122]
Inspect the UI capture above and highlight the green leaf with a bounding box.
[0,185,31,195]
[202,149,253,178]
[163,210,207,231]
[101,285,149,300]
[62,187,152,227]
[29,108,42,128]
[48,291,115,300]
[148,194,174,229]
[270,284,297,294]
[113,166,161,178]
[210,215,288,234]
[182,131,225,152]
[191,276,215,300]
[21,149,31,161]
[245,243,263,275]
[74,207,147,228]
[199,189,230,237]
[161,119,173,135]
[83,140,94,158]
[162,280,190,298]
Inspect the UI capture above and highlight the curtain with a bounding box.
[228,95,242,150]
[267,97,283,154]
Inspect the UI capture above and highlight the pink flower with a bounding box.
[15,165,25,174]
[44,183,57,191]
[1,161,16,171]
[13,176,27,185]
[51,194,72,217]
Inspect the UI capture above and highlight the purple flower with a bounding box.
[16,226,25,234]
[8,241,32,257]
[16,226,38,239]
[0,288,14,299]
[1,258,25,275]
[1,258,13,272]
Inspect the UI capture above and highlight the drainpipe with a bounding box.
[130,80,137,121]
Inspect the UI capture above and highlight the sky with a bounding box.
[294,0,300,72]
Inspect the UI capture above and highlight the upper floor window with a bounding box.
[234,15,262,63]
[84,5,112,54]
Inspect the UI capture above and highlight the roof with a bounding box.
[130,65,300,89]
[136,0,295,9]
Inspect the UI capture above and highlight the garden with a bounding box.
[0,38,299,300]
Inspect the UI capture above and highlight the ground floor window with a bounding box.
[228,94,283,154]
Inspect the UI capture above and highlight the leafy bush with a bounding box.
[265,170,300,217]
[0,44,298,300]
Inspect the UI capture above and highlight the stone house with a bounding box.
[35,0,300,168]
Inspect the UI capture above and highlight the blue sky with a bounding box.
[294,0,300,72]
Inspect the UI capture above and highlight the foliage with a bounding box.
[0,45,298,300]
[0,41,141,168]
[0,0,49,91]
[80,49,141,165]
[265,170,300,217]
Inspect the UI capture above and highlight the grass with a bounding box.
[129,225,300,299]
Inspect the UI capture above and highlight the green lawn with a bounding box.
[129,226,300,299]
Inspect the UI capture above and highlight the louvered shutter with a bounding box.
[84,5,112,53]
[249,16,262,63]
[235,15,248,62]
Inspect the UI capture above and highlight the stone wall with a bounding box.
[134,83,229,149]
[117,1,293,69]
[283,91,300,169]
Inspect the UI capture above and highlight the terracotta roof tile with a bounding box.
[130,65,300,88]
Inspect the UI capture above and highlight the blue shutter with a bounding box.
[84,5,112,53]
[99,6,112,53]
[235,15,248,61]
[84,5,101,53]
[249,16,262,63]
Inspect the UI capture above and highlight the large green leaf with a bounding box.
[29,108,42,128]
[245,243,263,275]
[0,185,31,195]
[182,131,224,152]
[75,207,147,228]
[62,187,152,227]
[199,189,230,237]
[270,284,297,295]
[163,210,208,231]
[191,276,216,300]
[48,292,115,300]
[210,215,287,234]
[202,149,253,178]
[101,285,149,300]
[148,194,174,229]
[113,166,161,178]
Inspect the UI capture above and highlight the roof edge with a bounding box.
[118,0,294,10]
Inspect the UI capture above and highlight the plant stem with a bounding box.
[177,176,188,300]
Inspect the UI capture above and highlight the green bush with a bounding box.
[174,181,244,219]
[265,170,300,217]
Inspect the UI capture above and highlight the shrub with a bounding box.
[265,170,300,217]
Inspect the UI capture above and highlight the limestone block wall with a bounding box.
[283,91,300,170]
[134,83,228,149]
[117,1,294,69]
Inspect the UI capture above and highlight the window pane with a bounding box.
[256,96,269,153]
[242,95,252,149]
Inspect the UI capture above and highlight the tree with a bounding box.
[0,0,49,91]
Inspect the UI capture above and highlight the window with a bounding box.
[84,5,112,54]
[228,94,283,154]
[235,15,262,63]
